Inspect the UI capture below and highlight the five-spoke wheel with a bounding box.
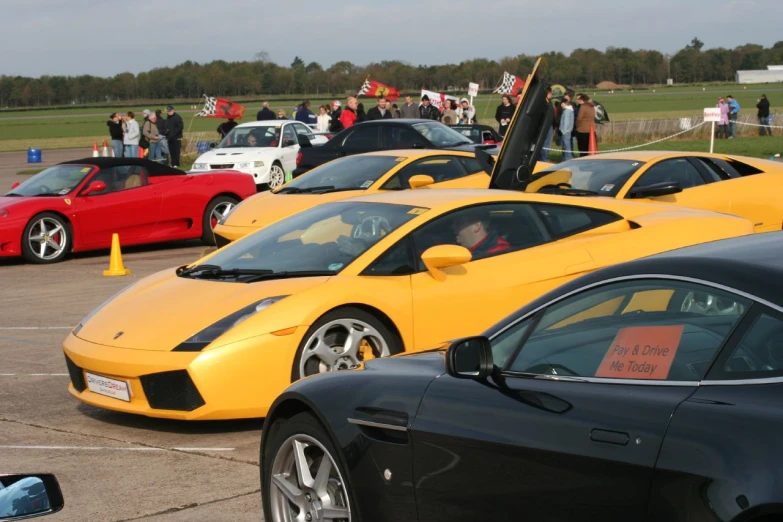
[22,213,69,264]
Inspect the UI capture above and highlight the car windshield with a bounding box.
[525,159,645,197]
[5,164,94,196]
[412,122,473,147]
[277,155,404,193]
[217,125,282,149]
[192,201,424,278]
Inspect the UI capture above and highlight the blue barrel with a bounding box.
[27,148,42,163]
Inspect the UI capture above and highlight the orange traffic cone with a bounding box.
[92,141,99,157]
[101,140,109,157]
[588,125,598,155]
[103,233,131,276]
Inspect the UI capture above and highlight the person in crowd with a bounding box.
[418,94,440,120]
[541,88,554,161]
[441,99,458,124]
[107,112,124,157]
[391,103,401,118]
[340,96,358,128]
[217,118,238,139]
[495,95,515,137]
[717,97,729,139]
[276,109,287,119]
[123,111,140,158]
[330,100,344,132]
[367,97,393,120]
[155,109,169,159]
[138,109,152,156]
[451,212,510,260]
[559,97,574,160]
[316,105,332,131]
[400,95,418,119]
[564,91,577,152]
[757,94,772,136]
[143,111,163,160]
[256,101,276,121]
[356,102,367,122]
[166,105,184,168]
[296,100,317,125]
[456,98,476,124]
[727,95,740,138]
[575,94,596,157]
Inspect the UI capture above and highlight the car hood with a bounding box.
[0,195,69,214]
[224,190,361,229]
[194,148,280,164]
[74,268,330,351]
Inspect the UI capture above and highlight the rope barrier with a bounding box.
[543,121,709,154]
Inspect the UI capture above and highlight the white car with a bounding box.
[191,120,328,189]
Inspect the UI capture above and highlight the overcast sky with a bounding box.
[2,0,779,78]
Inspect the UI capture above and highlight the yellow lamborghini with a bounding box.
[62,188,754,420]
[212,149,553,245]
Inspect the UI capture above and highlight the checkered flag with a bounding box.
[357,78,371,97]
[196,95,217,117]
[493,72,517,95]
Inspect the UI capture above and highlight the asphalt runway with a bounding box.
[0,152,265,520]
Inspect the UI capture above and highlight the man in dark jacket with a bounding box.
[329,100,344,132]
[107,113,124,157]
[256,102,276,121]
[295,100,317,125]
[217,119,238,138]
[418,95,439,120]
[166,105,184,168]
[757,94,772,136]
[366,97,393,120]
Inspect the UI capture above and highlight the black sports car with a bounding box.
[292,120,483,177]
[261,231,783,522]
[447,123,503,145]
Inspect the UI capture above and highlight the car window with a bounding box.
[86,166,147,195]
[380,126,426,150]
[8,164,93,196]
[280,155,404,192]
[382,156,468,190]
[506,279,750,381]
[693,158,733,181]
[459,156,484,174]
[528,159,644,197]
[218,125,281,148]
[537,203,621,240]
[292,123,315,138]
[707,308,783,380]
[361,238,416,276]
[725,159,764,176]
[342,126,379,152]
[411,122,472,147]
[633,158,705,190]
[282,125,297,146]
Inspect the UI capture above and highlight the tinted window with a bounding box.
[726,159,763,176]
[279,155,403,192]
[634,158,705,190]
[694,158,733,182]
[411,122,473,147]
[459,156,484,174]
[342,126,378,151]
[362,238,416,276]
[535,204,620,240]
[382,156,468,190]
[381,126,426,149]
[709,309,783,380]
[528,160,644,197]
[506,280,750,381]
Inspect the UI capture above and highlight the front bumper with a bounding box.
[212,223,259,247]
[63,328,305,420]
[0,218,25,257]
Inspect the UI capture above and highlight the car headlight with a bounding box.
[172,296,288,352]
[72,284,135,336]
[236,161,264,169]
[193,163,208,170]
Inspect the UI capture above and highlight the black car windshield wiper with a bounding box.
[276,185,336,194]
[242,270,337,283]
[176,264,273,279]
[4,193,22,197]
[537,186,601,197]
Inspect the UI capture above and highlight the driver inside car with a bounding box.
[451,211,510,259]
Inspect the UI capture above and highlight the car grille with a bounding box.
[64,355,86,392]
[210,164,234,170]
[139,370,205,411]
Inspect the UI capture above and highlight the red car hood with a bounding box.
[0,195,72,215]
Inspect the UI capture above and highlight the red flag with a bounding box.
[494,72,526,96]
[197,96,246,119]
[357,79,401,101]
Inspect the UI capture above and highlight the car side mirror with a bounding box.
[11,181,20,190]
[475,147,496,175]
[409,175,434,189]
[628,181,682,199]
[421,244,471,282]
[209,141,218,149]
[283,138,296,148]
[297,134,313,148]
[0,473,65,520]
[82,180,106,195]
[445,336,494,379]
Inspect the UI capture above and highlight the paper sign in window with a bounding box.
[595,325,684,380]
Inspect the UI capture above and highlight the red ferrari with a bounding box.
[0,158,256,264]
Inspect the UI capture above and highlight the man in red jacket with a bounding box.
[451,212,510,259]
[340,97,358,129]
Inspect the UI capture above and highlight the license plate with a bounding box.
[85,372,131,402]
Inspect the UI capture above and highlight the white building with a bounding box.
[736,65,783,84]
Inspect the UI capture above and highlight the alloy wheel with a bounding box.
[27,216,67,261]
[269,165,286,188]
[210,201,235,229]
[299,318,389,377]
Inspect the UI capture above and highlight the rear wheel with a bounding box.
[263,412,353,522]
[267,163,286,190]
[21,212,70,264]
[201,195,239,245]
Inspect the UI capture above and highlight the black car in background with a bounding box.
[292,119,481,177]
[261,231,783,522]
[448,123,503,145]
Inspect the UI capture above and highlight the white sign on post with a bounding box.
[468,82,479,97]
[703,107,720,154]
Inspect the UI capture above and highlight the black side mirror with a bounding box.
[445,336,494,379]
[0,474,64,520]
[475,147,496,175]
[209,141,218,149]
[297,134,312,148]
[628,181,683,198]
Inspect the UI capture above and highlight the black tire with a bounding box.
[21,212,71,264]
[291,307,403,381]
[261,411,356,522]
[201,195,239,245]
[264,162,286,191]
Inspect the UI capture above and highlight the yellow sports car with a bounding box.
[212,149,553,245]
[62,188,754,420]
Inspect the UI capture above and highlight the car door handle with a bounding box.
[590,429,629,446]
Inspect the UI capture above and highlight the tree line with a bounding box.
[1,39,782,108]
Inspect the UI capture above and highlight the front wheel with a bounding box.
[267,163,286,190]
[21,212,70,264]
[292,307,402,381]
[201,195,239,245]
[262,412,353,522]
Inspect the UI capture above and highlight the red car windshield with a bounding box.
[6,165,93,197]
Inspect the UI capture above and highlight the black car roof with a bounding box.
[59,158,186,176]
[485,233,783,338]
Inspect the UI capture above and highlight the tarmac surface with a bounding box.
[0,150,264,520]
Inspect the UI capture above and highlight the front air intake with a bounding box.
[139,370,205,411]
[64,355,87,392]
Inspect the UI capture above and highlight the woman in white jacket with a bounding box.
[123,112,140,158]
[316,105,332,132]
